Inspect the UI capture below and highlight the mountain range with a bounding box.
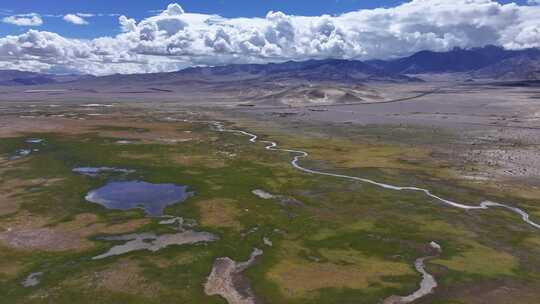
[368,45,540,76]
[1,45,539,87]
[0,45,539,106]
[0,70,94,86]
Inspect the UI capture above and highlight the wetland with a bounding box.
[1,93,540,304]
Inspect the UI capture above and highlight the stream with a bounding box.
[383,242,442,304]
[211,121,540,230]
[188,119,540,303]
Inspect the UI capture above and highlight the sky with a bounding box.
[1,0,539,75]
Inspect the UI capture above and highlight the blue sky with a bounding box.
[1,1,539,74]
[0,0,533,38]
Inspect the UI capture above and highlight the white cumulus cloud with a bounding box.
[1,0,540,75]
[2,13,43,26]
[63,14,89,25]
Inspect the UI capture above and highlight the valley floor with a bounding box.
[1,82,540,303]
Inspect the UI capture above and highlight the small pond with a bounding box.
[25,138,44,144]
[9,149,32,160]
[8,138,44,160]
[73,167,134,177]
[21,272,43,287]
[85,181,193,216]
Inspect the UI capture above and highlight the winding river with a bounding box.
[210,121,540,230]
[178,119,540,303]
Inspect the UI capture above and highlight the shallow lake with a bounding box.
[85,181,193,216]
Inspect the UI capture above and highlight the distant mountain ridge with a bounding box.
[369,45,540,75]
[0,70,94,86]
[176,59,416,82]
[1,45,539,87]
[473,53,540,80]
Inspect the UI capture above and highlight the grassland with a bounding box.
[0,110,539,304]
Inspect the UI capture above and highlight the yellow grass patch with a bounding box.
[266,242,414,298]
[0,193,22,217]
[95,260,160,297]
[309,220,375,241]
[264,133,437,173]
[522,236,540,255]
[402,217,477,239]
[118,151,153,160]
[454,177,540,205]
[64,259,160,298]
[197,199,242,231]
[264,175,310,192]
[95,121,200,145]
[433,241,517,277]
[315,144,428,170]
[120,151,227,169]
[144,251,201,269]
[0,246,25,279]
[0,177,63,216]
[170,154,226,168]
